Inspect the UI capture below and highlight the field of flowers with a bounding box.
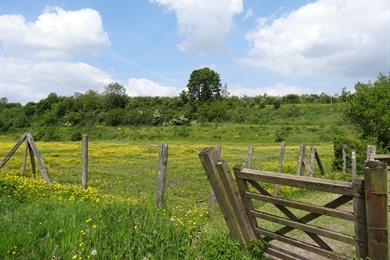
[0,137,356,258]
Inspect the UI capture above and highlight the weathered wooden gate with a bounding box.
[199,147,389,260]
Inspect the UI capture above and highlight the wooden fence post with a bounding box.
[209,145,221,212]
[273,142,285,196]
[297,144,306,176]
[199,147,256,248]
[314,148,325,175]
[353,177,368,259]
[367,145,376,161]
[351,149,357,180]
[309,146,315,177]
[156,144,168,208]
[364,160,388,260]
[81,134,88,189]
[21,141,28,176]
[342,145,347,173]
[245,146,254,169]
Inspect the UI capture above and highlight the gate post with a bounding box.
[199,147,255,248]
[364,160,388,260]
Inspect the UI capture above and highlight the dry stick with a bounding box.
[156,144,168,208]
[314,148,325,175]
[309,146,315,177]
[209,145,221,212]
[81,134,88,189]
[273,142,285,196]
[21,140,28,176]
[0,133,27,169]
[364,160,388,260]
[245,146,254,169]
[342,145,347,173]
[26,134,51,184]
[366,145,376,161]
[351,149,356,180]
[296,144,306,176]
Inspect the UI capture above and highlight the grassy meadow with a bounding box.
[0,104,362,259]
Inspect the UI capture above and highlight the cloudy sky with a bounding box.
[0,0,389,103]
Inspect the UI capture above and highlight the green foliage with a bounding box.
[197,233,251,259]
[332,135,378,174]
[103,82,128,109]
[344,73,390,150]
[247,239,267,259]
[184,67,222,103]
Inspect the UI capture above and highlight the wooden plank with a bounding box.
[26,134,51,184]
[352,178,368,259]
[273,142,285,196]
[342,145,347,173]
[297,144,306,176]
[21,141,28,176]
[258,191,352,244]
[246,191,354,221]
[237,168,354,195]
[156,144,168,208]
[199,148,256,248]
[265,244,309,260]
[309,146,315,177]
[0,133,27,169]
[245,146,254,169]
[251,210,355,245]
[81,134,88,189]
[364,160,388,260]
[243,179,332,250]
[209,145,221,212]
[314,148,325,175]
[254,227,348,259]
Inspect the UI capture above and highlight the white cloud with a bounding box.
[0,58,111,103]
[0,7,112,103]
[241,0,390,77]
[229,82,314,97]
[152,0,243,54]
[0,7,110,59]
[126,78,177,96]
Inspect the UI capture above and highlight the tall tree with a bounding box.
[185,68,222,103]
[103,82,128,109]
[344,73,390,150]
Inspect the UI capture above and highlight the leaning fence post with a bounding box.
[314,148,325,175]
[199,147,255,248]
[156,144,168,208]
[297,144,306,176]
[364,160,388,259]
[209,145,221,212]
[81,134,88,189]
[21,140,28,176]
[273,142,285,195]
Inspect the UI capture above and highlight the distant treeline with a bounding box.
[0,85,351,132]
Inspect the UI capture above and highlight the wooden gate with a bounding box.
[199,147,388,260]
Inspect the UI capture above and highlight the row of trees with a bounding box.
[0,68,388,150]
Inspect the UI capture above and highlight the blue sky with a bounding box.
[0,0,389,103]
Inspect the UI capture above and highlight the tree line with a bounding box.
[0,68,388,150]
